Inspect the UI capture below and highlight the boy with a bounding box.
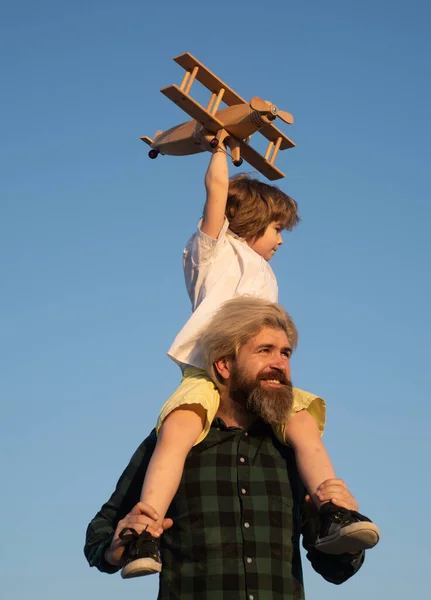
[120,130,379,578]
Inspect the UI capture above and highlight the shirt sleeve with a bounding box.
[83,431,157,574]
[301,500,365,584]
[186,217,230,267]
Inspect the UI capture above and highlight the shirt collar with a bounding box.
[211,416,273,437]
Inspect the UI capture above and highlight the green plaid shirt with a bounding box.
[85,418,364,599]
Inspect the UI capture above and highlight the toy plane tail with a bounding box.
[140,136,154,147]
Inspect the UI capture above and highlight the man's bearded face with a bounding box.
[228,362,294,424]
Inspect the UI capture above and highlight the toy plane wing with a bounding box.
[258,123,295,150]
[238,140,285,181]
[161,84,224,133]
[173,52,248,107]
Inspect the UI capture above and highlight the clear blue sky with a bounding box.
[1,1,430,598]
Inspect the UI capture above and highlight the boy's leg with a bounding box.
[121,405,205,579]
[140,405,206,519]
[284,409,379,554]
[284,409,335,508]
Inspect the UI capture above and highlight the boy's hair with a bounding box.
[197,296,298,388]
[226,174,300,240]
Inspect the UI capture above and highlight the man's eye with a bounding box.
[281,351,291,358]
[259,348,269,353]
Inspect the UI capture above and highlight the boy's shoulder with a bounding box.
[184,218,230,252]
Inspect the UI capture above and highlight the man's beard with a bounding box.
[229,364,294,424]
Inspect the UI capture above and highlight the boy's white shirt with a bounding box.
[167,218,278,370]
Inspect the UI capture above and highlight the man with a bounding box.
[85,297,372,599]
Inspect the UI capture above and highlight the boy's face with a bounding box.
[247,221,284,261]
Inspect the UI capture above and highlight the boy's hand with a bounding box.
[192,125,216,151]
[193,125,228,153]
[104,502,173,567]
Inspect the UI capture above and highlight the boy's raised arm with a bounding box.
[200,136,229,240]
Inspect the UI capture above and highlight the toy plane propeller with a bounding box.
[249,97,294,125]
[141,52,295,180]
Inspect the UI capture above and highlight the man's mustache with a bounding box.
[257,370,291,386]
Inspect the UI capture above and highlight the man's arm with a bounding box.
[200,130,229,240]
[302,503,365,584]
[301,481,365,584]
[84,431,158,573]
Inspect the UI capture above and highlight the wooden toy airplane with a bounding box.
[141,52,295,180]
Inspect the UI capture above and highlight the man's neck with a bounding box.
[216,392,257,430]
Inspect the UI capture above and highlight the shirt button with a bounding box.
[240,457,246,463]
[241,488,247,495]
[249,595,255,600]
[244,432,248,437]
[247,557,253,564]
[244,522,250,528]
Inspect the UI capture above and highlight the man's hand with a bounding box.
[104,502,173,567]
[306,478,359,511]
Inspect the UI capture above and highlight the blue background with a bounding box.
[1,1,429,598]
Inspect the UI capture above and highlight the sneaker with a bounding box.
[314,502,380,554]
[120,526,162,579]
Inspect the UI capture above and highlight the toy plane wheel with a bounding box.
[209,138,218,149]
[233,158,243,167]
[148,149,159,159]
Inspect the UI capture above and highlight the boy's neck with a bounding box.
[244,238,271,263]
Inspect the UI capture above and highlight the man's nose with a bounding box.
[269,355,288,370]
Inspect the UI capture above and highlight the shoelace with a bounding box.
[119,525,159,560]
[327,508,372,526]
[119,527,141,544]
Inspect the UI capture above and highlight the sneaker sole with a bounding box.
[121,558,162,579]
[315,522,380,555]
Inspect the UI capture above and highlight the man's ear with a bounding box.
[214,357,232,382]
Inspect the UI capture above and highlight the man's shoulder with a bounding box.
[125,430,157,469]
[136,429,157,453]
